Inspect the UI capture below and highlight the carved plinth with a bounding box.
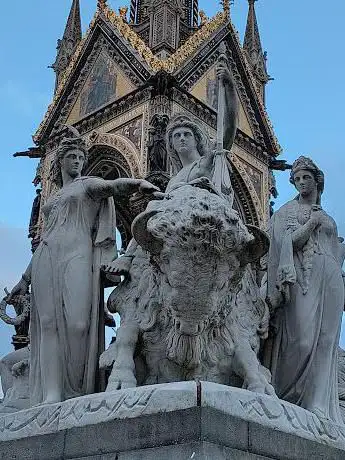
[0,382,345,459]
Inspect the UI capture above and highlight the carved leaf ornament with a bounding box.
[0,291,30,326]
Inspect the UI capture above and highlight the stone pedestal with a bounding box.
[0,382,345,459]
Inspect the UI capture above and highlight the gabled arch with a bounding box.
[86,132,142,178]
[84,139,141,249]
[231,161,262,227]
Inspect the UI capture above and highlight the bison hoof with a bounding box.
[247,380,276,397]
[106,366,137,392]
[107,379,137,391]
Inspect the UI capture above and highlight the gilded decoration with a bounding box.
[79,52,118,117]
[33,12,99,142]
[34,6,227,143]
[34,1,279,165]
[101,6,227,73]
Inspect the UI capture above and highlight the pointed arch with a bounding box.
[84,133,142,249]
[231,160,263,227]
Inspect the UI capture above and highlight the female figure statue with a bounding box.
[267,156,344,423]
[104,63,238,276]
[8,128,158,406]
[101,66,273,395]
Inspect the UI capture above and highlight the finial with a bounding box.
[119,6,128,20]
[199,10,208,26]
[50,0,82,93]
[221,0,233,17]
[97,0,107,10]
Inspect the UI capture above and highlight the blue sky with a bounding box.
[0,0,345,359]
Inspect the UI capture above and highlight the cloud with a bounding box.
[0,224,32,292]
[0,80,50,118]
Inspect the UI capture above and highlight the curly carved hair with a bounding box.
[50,126,89,187]
[148,187,251,258]
[166,115,209,175]
[289,156,324,195]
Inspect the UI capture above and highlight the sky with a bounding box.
[0,0,345,361]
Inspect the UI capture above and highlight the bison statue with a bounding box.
[101,183,274,396]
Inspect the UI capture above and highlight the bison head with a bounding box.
[132,186,268,367]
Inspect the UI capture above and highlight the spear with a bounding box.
[216,42,228,152]
[213,41,234,206]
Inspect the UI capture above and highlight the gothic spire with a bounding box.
[130,0,197,54]
[51,0,82,92]
[243,0,270,101]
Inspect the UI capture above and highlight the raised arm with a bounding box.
[217,64,239,152]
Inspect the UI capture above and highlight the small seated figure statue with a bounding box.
[0,347,30,414]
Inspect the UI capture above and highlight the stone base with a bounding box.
[1,382,345,459]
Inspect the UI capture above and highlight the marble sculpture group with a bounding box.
[1,64,344,431]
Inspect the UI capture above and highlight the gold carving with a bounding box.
[34,6,227,143]
[34,2,280,156]
[34,10,102,142]
[97,0,107,10]
[102,6,228,74]
[221,0,231,19]
[199,11,208,25]
[118,6,128,20]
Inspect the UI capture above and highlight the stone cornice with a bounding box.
[42,87,151,153]
[171,87,217,129]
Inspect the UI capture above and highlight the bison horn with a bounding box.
[242,225,270,264]
[131,209,163,255]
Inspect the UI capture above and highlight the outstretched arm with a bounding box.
[217,64,239,152]
[85,177,159,200]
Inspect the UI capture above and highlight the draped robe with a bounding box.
[30,177,116,405]
[267,200,344,423]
